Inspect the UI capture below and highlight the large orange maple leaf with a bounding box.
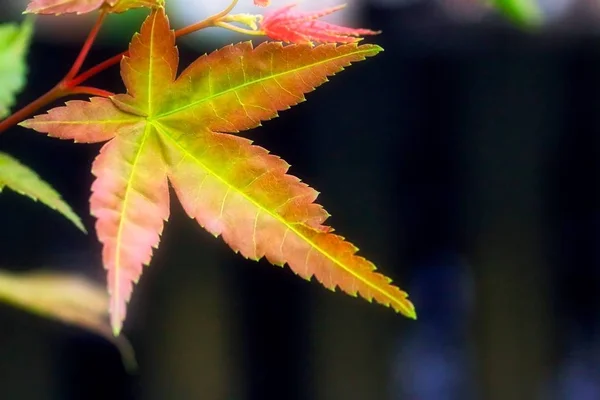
[21,8,415,334]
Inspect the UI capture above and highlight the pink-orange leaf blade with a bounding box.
[20,97,141,143]
[115,7,178,116]
[91,128,169,334]
[159,42,383,134]
[158,125,415,318]
[90,6,176,333]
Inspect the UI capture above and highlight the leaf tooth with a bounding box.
[166,131,415,318]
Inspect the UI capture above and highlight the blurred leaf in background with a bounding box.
[0,269,136,371]
[0,152,85,232]
[488,0,543,26]
[0,18,33,119]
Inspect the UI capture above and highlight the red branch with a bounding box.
[0,1,240,135]
[65,9,107,81]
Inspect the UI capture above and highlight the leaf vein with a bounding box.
[154,122,409,313]
[155,47,375,119]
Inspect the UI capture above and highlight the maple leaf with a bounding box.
[254,0,270,6]
[260,3,380,44]
[0,19,33,119]
[21,8,415,334]
[24,0,163,15]
[0,152,85,231]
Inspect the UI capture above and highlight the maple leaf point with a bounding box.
[259,3,380,45]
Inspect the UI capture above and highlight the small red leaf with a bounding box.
[260,3,380,44]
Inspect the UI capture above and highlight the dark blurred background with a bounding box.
[1,0,599,399]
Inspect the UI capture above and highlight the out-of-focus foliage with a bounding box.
[0,152,85,231]
[0,269,136,370]
[488,0,542,26]
[0,18,33,119]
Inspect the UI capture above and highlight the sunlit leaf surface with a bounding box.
[21,8,415,335]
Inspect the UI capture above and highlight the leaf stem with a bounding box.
[214,21,264,37]
[70,86,114,97]
[71,1,242,87]
[67,52,124,88]
[215,0,240,20]
[67,13,221,89]
[175,0,239,37]
[64,10,107,81]
[0,11,109,135]
[0,83,67,134]
[0,0,243,134]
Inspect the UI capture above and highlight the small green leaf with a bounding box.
[0,18,34,119]
[0,152,85,232]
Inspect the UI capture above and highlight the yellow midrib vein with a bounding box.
[154,46,380,120]
[112,124,151,316]
[25,119,141,126]
[153,121,411,315]
[147,12,157,116]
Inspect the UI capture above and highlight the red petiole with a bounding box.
[65,10,108,81]
[0,0,240,135]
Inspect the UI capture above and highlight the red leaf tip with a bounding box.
[259,3,380,44]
